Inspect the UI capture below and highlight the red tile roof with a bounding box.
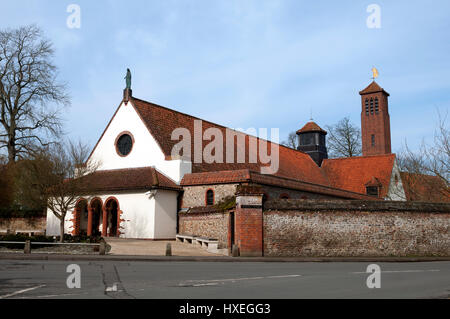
[400,172,449,202]
[86,96,400,199]
[359,81,390,96]
[78,167,181,192]
[181,169,378,200]
[296,121,327,134]
[131,97,330,186]
[321,154,396,198]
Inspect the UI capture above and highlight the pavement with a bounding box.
[104,238,220,257]
[0,259,448,299]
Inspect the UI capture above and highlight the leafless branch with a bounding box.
[0,25,70,163]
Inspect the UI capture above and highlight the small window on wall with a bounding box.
[371,134,376,147]
[366,186,379,197]
[370,98,374,114]
[375,98,379,114]
[365,99,369,115]
[206,190,214,206]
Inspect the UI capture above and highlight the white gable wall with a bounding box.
[385,159,407,201]
[89,101,191,183]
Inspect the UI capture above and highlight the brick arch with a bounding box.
[71,198,88,236]
[102,197,123,237]
[90,197,103,208]
[103,196,120,210]
[279,193,290,200]
[87,197,103,237]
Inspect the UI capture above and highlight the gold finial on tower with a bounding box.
[371,67,379,80]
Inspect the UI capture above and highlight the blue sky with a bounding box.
[2,0,449,152]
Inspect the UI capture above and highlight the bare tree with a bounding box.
[397,110,449,201]
[17,141,99,242]
[0,25,70,163]
[325,117,362,158]
[281,132,298,149]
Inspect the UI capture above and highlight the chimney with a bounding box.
[123,88,132,104]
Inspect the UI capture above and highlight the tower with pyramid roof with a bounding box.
[359,81,392,156]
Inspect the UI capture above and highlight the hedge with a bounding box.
[0,207,46,218]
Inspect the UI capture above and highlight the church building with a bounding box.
[46,77,408,239]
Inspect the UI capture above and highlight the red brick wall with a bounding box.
[235,206,263,257]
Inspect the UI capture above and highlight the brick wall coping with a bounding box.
[179,206,234,214]
[264,200,450,213]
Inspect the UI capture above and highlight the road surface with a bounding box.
[0,259,448,299]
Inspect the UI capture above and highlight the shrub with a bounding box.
[0,233,53,249]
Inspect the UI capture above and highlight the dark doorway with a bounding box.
[106,199,118,237]
[229,212,235,248]
[90,199,102,237]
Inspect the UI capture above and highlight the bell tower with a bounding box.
[296,121,328,166]
[359,81,392,156]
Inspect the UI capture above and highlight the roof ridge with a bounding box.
[154,168,180,185]
[323,154,395,161]
[131,96,313,158]
[95,166,158,173]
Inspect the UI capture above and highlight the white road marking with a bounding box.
[352,269,441,274]
[16,292,89,299]
[0,284,46,299]
[193,283,219,287]
[181,274,301,286]
[105,283,119,292]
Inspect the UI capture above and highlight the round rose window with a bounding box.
[116,133,133,156]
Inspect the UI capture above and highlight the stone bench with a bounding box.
[194,237,219,251]
[176,234,221,253]
[176,234,195,244]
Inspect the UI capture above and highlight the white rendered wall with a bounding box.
[154,190,178,239]
[88,101,191,183]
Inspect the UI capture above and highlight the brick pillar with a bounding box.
[235,185,264,257]
[87,205,93,236]
[102,207,108,237]
[117,210,124,237]
[71,207,80,236]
